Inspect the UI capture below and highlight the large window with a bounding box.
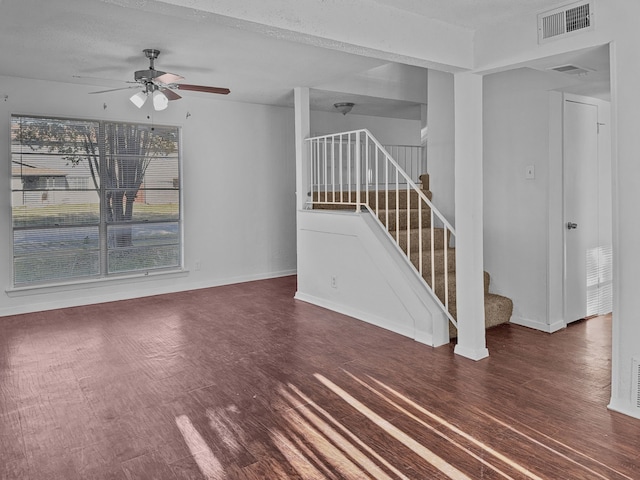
[11,115,181,287]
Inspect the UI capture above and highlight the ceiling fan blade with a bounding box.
[156,72,184,84]
[160,88,182,101]
[89,86,140,94]
[175,84,230,95]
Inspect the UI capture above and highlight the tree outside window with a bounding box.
[11,115,181,286]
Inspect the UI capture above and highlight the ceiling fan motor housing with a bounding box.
[134,68,166,83]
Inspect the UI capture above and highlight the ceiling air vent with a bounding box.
[538,1,594,44]
[549,64,593,76]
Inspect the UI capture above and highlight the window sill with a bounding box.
[5,268,189,297]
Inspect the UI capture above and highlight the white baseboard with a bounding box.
[454,344,489,361]
[1,269,298,318]
[511,315,565,333]
[607,399,640,420]
[294,291,418,341]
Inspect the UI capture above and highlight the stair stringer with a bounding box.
[295,209,450,347]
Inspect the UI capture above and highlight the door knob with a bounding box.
[567,222,578,230]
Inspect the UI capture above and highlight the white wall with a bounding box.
[485,69,612,332]
[310,110,421,146]
[426,69,455,225]
[483,68,554,329]
[475,1,640,417]
[0,75,297,316]
[316,63,428,104]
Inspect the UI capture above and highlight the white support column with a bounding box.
[294,87,311,210]
[453,72,489,361]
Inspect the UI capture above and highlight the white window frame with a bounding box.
[10,114,183,288]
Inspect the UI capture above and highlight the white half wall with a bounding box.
[296,210,449,347]
[0,75,297,317]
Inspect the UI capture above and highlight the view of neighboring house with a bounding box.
[12,160,93,207]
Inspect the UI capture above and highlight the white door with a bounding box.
[564,99,599,323]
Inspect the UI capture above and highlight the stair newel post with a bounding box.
[347,133,352,204]
[385,153,389,228]
[418,196,422,276]
[365,135,369,208]
[444,227,449,312]
[395,165,400,242]
[375,147,379,215]
[355,130,361,212]
[338,135,344,203]
[316,140,320,203]
[330,136,335,204]
[406,180,411,256]
[322,137,328,203]
[430,208,435,293]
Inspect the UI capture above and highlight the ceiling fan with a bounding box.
[90,48,230,110]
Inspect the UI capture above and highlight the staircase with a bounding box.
[307,129,512,340]
[403,174,512,337]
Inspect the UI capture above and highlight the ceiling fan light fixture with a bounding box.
[91,49,230,107]
[334,102,355,115]
[152,90,169,111]
[130,91,147,108]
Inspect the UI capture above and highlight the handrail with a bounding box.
[306,129,457,328]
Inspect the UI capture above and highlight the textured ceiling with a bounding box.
[0,0,609,115]
[370,0,564,29]
[0,0,386,107]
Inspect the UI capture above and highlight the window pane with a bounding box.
[108,245,180,274]
[13,226,100,285]
[12,116,99,153]
[12,153,99,191]
[104,123,178,157]
[11,115,181,287]
[107,223,179,273]
[105,189,179,223]
[12,191,100,228]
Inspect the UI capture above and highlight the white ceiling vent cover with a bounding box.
[538,1,594,44]
[549,64,594,76]
[633,357,640,410]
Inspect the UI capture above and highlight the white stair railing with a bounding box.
[382,144,424,183]
[307,129,457,328]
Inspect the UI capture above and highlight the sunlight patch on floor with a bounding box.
[478,410,634,480]
[174,368,630,479]
[314,373,474,480]
[175,414,225,479]
[355,372,542,480]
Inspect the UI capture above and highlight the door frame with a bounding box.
[561,92,613,327]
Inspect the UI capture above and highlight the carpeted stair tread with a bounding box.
[448,293,513,338]
[379,208,432,230]
[395,227,450,253]
[426,271,491,305]
[313,189,432,208]
[312,203,358,211]
[409,248,456,275]
[419,173,430,191]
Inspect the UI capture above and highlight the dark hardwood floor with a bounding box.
[1,275,638,479]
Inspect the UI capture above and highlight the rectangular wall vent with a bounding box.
[538,1,594,44]
[633,357,640,409]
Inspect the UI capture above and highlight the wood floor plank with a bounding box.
[0,276,638,479]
